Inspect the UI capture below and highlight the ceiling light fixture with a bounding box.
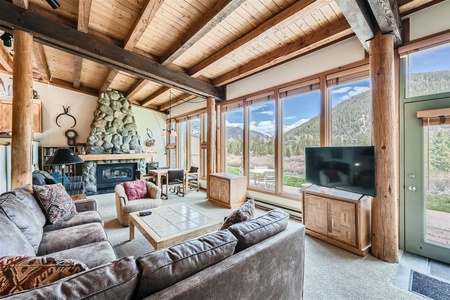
[46,0,60,9]
[0,33,13,48]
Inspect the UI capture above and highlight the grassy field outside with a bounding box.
[426,192,450,213]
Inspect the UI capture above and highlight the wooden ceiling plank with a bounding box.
[0,3,223,98]
[141,86,170,107]
[367,0,403,43]
[124,0,164,50]
[126,78,149,98]
[101,0,163,94]
[0,46,13,73]
[213,19,353,86]
[188,0,332,77]
[12,0,29,9]
[334,0,376,51]
[49,77,98,96]
[33,42,51,82]
[161,0,246,65]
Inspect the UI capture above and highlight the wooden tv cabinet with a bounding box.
[302,185,372,256]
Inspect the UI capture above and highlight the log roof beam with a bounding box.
[73,0,92,89]
[33,42,51,82]
[101,0,164,92]
[188,0,331,77]
[160,0,246,65]
[0,45,13,73]
[214,19,354,86]
[0,1,224,100]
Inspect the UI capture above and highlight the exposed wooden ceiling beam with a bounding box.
[335,0,376,52]
[0,46,13,73]
[367,0,403,45]
[160,0,246,65]
[73,0,92,89]
[49,77,98,96]
[159,93,196,111]
[33,42,50,82]
[140,86,169,107]
[0,2,223,99]
[213,19,354,86]
[101,0,164,92]
[126,78,149,99]
[188,0,332,77]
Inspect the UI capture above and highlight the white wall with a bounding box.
[406,0,450,41]
[0,73,167,163]
[226,37,365,99]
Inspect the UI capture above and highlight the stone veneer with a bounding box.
[83,89,146,193]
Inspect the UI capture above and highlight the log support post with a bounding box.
[206,97,216,197]
[370,31,399,263]
[11,30,34,189]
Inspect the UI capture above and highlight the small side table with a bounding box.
[70,194,87,201]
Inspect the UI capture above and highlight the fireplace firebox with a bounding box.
[96,163,137,189]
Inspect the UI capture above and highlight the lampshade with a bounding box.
[170,129,177,137]
[161,128,166,136]
[44,148,84,166]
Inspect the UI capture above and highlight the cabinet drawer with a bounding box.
[304,194,327,235]
[327,200,356,246]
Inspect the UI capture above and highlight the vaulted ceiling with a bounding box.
[0,0,440,112]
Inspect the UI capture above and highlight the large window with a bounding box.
[190,117,200,169]
[248,94,276,190]
[280,83,321,195]
[224,106,244,175]
[178,120,187,170]
[329,78,372,146]
[406,44,450,98]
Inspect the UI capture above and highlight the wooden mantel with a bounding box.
[78,153,153,161]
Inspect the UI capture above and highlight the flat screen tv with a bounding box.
[305,146,376,196]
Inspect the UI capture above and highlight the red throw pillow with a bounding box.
[123,180,148,200]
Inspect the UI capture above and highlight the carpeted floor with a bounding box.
[92,191,423,300]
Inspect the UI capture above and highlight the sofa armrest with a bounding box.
[74,198,97,212]
[146,182,161,199]
[114,184,128,206]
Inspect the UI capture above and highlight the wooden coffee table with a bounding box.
[129,203,223,250]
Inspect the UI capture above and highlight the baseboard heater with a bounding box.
[251,198,303,221]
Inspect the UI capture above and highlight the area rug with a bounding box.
[409,270,450,300]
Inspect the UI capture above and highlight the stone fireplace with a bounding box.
[82,89,148,193]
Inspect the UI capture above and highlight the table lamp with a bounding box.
[44,147,84,185]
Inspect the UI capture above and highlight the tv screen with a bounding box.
[305,146,375,196]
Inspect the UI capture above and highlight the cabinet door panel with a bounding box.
[304,194,327,235]
[327,200,356,246]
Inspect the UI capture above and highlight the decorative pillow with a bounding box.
[50,172,72,185]
[220,198,255,230]
[123,180,148,200]
[136,230,237,298]
[0,256,88,296]
[33,184,77,224]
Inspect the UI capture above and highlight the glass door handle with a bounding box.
[408,186,416,191]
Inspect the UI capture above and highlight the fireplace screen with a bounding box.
[96,163,136,189]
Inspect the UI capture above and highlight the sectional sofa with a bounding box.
[0,184,305,299]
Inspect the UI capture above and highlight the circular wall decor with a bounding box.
[65,129,78,146]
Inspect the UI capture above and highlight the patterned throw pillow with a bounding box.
[33,183,77,224]
[0,256,88,296]
[123,180,148,201]
[220,198,255,230]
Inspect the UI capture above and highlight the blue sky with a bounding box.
[226,44,449,137]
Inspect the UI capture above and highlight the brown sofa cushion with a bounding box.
[0,193,43,253]
[0,256,88,296]
[135,230,237,298]
[0,214,35,257]
[227,208,289,253]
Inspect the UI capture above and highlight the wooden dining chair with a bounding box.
[161,169,185,199]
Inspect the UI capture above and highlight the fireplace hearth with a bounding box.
[96,163,137,189]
